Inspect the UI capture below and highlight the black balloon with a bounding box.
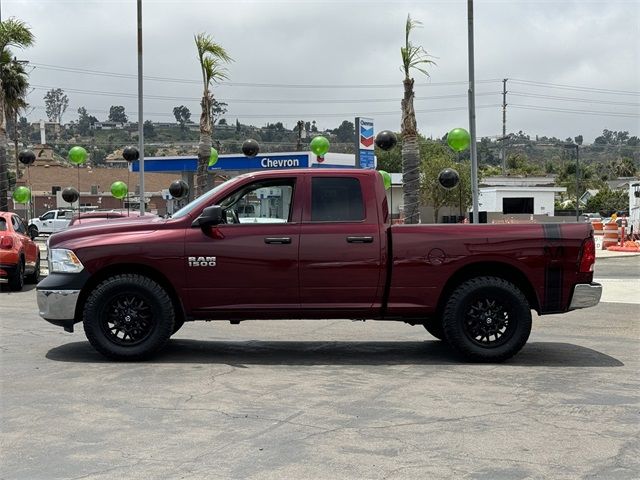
[438,168,460,189]
[169,180,189,199]
[374,130,398,151]
[61,187,80,203]
[18,150,36,166]
[242,139,260,157]
[122,146,140,162]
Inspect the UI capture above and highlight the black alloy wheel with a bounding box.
[462,297,514,347]
[101,293,155,346]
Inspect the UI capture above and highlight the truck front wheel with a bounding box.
[442,276,531,362]
[83,274,175,360]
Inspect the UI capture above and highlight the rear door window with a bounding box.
[311,177,364,222]
[0,218,6,231]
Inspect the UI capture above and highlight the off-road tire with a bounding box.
[25,253,40,284]
[28,225,39,239]
[442,276,532,362]
[8,258,25,291]
[83,274,175,361]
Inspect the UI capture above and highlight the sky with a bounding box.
[2,0,639,143]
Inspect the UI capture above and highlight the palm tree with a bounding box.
[1,50,30,175]
[400,14,434,224]
[194,33,231,197]
[0,18,34,211]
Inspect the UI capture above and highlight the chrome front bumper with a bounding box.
[569,283,602,310]
[37,289,80,321]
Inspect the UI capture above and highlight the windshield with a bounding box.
[171,175,247,219]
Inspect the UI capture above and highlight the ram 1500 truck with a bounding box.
[37,169,601,362]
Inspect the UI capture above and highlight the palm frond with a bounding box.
[0,18,35,53]
[401,14,434,79]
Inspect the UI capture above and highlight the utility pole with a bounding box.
[467,0,479,223]
[501,78,508,173]
[137,0,145,215]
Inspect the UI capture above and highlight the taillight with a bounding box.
[0,235,14,249]
[579,237,596,273]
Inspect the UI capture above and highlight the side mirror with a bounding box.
[192,205,224,228]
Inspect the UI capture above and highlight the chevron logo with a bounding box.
[360,125,374,147]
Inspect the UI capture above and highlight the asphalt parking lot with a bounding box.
[1,255,639,480]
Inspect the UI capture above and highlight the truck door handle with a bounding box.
[346,236,374,243]
[264,237,292,244]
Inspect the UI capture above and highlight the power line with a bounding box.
[30,63,503,89]
[510,79,640,96]
[29,103,503,120]
[510,91,640,107]
[29,84,501,104]
[510,104,639,117]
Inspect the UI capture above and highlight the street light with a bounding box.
[564,143,580,221]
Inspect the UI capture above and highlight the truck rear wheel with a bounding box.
[83,274,175,361]
[442,276,531,362]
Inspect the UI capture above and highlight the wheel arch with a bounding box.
[436,261,540,316]
[75,263,186,325]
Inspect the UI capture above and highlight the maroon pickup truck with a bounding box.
[37,169,601,362]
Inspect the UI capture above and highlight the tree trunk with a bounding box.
[196,92,212,198]
[0,83,8,212]
[401,77,420,224]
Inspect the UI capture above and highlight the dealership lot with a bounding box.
[1,256,638,480]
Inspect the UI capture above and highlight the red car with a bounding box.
[0,212,40,291]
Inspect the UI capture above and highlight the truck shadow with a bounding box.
[46,340,624,367]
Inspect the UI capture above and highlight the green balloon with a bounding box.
[68,146,88,165]
[209,147,219,167]
[310,136,330,157]
[110,181,128,200]
[447,128,471,152]
[379,170,392,190]
[12,186,31,204]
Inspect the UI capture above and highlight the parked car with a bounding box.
[1,212,40,291]
[38,169,600,362]
[28,209,73,236]
[68,210,153,227]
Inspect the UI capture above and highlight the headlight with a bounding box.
[49,249,84,273]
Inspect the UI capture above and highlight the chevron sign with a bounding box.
[355,117,375,169]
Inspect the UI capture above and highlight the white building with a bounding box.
[479,176,565,217]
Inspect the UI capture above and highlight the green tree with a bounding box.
[173,105,191,139]
[143,120,156,139]
[211,98,228,126]
[419,139,472,222]
[332,120,355,143]
[585,186,628,215]
[1,50,29,174]
[108,105,127,123]
[43,88,68,123]
[0,17,34,212]
[77,107,97,136]
[194,32,232,197]
[400,14,435,224]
